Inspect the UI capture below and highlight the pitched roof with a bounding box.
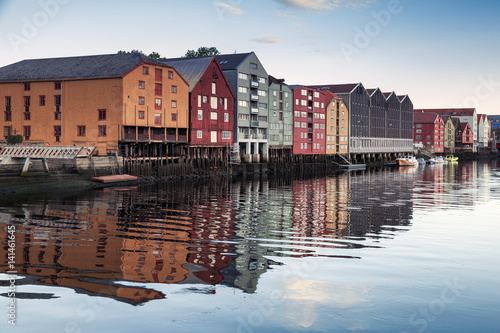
[414,108,475,116]
[414,111,440,124]
[162,56,214,91]
[461,123,471,131]
[0,53,170,82]
[308,83,360,94]
[268,75,285,85]
[216,52,253,70]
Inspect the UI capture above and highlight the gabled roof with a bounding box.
[0,53,170,82]
[414,112,440,124]
[268,75,285,85]
[461,123,471,131]
[162,56,214,91]
[216,52,253,70]
[451,117,461,127]
[308,83,361,94]
[414,108,475,116]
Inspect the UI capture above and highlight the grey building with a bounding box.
[217,52,269,163]
[268,76,293,157]
[309,83,413,155]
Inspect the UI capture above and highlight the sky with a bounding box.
[0,0,499,115]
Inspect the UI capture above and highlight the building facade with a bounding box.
[414,108,477,151]
[413,112,444,153]
[162,56,235,147]
[268,76,293,157]
[442,116,456,152]
[0,53,189,156]
[323,91,349,155]
[216,52,269,163]
[487,115,500,149]
[291,86,326,155]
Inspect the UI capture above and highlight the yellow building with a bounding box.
[0,53,189,156]
[324,91,349,155]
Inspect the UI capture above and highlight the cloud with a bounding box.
[251,35,284,44]
[277,0,376,10]
[215,3,244,15]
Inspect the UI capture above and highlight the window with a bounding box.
[55,82,61,90]
[212,82,216,94]
[222,131,231,139]
[416,129,422,133]
[143,66,149,75]
[258,90,266,97]
[224,113,229,122]
[250,62,257,69]
[24,112,30,120]
[238,100,249,107]
[77,126,86,136]
[258,77,266,84]
[4,126,11,137]
[54,126,61,137]
[4,111,11,121]
[301,100,307,106]
[197,130,202,138]
[224,98,227,110]
[314,92,320,98]
[139,81,145,89]
[295,99,299,105]
[54,112,61,120]
[416,135,422,139]
[24,83,30,91]
[138,111,145,119]
[54,95,61,106]
[98,109,106,120]
[154,113,161,125]
[155,83,162,95]
[23,126,31,139]
[5,96,11,108]
[416,124,422,128]
[211,112,218,120]
[98,125,106,137]
[172,85,177,93]
[139,97,145,105]
[239,86,248,93]
[198,110,203,120]
[171,100,177,108]
[211,131,217,143]
[171,113,177,121]
[238,73,248,80]
[168,71,174,79]
[39,95,45,106]
[301,89,307,96]
[155,68,162,81]
[197,95,202,107]
[203,95,208,103]
[24,96,30,107]
[211,97,218,109]
[155,98,162,110]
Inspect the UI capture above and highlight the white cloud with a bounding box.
[215,3,244,15]
[277,0,376,10]
[251,35,284,44]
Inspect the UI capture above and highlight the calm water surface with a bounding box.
[1,160,499,332]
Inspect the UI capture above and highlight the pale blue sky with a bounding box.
[1,0,499,114]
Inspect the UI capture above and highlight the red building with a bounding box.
[461,122,474,146]
[291,86,326,155]
[162,56,234,146]
[413,111,444,153]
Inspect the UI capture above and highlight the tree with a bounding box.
[184,47,220,58]
[6,134,23,145]
[117,50,162,59]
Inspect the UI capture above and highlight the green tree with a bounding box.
[117,50,162,59]
[6,134,23,145]
[184,47,220,58]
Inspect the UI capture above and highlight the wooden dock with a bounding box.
[91,174,137,183]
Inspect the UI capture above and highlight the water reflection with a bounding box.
[1,161,495,305]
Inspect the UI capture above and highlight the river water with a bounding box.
[1,160,499,332]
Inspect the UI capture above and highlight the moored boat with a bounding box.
[445,154,458,163]
[428,156,446,164]
[396,155,418,166]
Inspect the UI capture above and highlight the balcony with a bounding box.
[251,121,259,127]
[251,107,259,114]
[308,117,313,122]
[251,94,259,101]
[308,128,313,133]
[251,81,259,88]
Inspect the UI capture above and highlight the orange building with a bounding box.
[324,91,349,155]
[0,53,189,156]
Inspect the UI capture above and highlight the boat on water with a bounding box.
[396,155,418,166]
[417,158,426,165]
[428,156,446,164]
[445,154,458,163]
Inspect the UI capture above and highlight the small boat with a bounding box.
[428,156,446,164]
[445,154,458,163]
[396,155,418,166]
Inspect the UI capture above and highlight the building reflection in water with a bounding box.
[0,165,455,304]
